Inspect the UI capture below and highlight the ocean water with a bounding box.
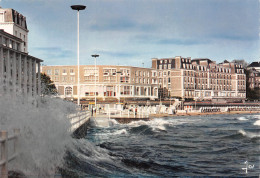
[61,114,260,177]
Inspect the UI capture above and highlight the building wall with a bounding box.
[153,57,246,101]
[0,30,42,97]
[42,57,247,102]
[42,65,159,100]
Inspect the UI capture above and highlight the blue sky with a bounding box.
[1,0,259,67]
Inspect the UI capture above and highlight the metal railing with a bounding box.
[69,111,91,132]
[0,129,20,178]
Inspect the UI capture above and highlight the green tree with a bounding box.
[39,73,58,96]
[245,69,260,100]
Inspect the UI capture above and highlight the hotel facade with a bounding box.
[42,65,159,100]
[152,57,246,102]
[42,57,246,102]
[0,7,42,97]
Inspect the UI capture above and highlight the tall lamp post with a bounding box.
[116,71,122,104]
[91,54,99,110]
[71,5,86,106]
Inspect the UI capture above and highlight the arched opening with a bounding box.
[65,86,72,97]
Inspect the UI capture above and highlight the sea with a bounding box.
[60,113,260,177]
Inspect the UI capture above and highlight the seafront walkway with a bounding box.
[91,108,260,124]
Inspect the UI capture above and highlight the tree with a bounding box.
[245,69,260,100]
[39,73,58,96]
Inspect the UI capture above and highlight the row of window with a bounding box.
[210,67,231,73]
[135,70,150,77]
[158,64,173,70]
[46,69,75,75]
[1,36,21,51]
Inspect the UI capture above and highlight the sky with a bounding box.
[0,0,259,67]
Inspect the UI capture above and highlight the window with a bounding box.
[54,69,59,75]
[54,77,59,82]
[104,76,109,82]
[16,43,20,51]
[70,69,74,74]
[46,69,52,75]
[0,13,4,22]
[84,76,97,82]
[2,38,6,46]
[62,69,67,74]
[65,87,72,96]
[103,69,109,76]
[123,86,131,95]
[112,69,116,75]
[62,76,67,82]
[120,76,129,83]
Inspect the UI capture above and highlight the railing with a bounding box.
[69,111,91,132]
[0,129,20,178]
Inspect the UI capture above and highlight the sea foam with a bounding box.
[0,94,76,176]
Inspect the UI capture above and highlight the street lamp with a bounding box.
[71,5,86,106]
[91,54,99,110]
[116,71,122,104]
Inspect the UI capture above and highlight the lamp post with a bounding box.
[91,54,99,110]
[117,71,123,116]
[71,5,86,106]
[116,71,122,105]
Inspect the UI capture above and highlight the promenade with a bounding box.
[91,109,260,124]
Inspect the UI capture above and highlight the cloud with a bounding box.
[157,38,209,45]
[2,0,259,66]
[211,34,257,41]
[95,49,139,58]
[89,18,156,32]
[33,47,74,61]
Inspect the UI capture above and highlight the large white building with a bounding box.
[0,7,28,53]
[0,7,42,97]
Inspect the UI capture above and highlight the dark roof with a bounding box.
[191,58,213,64]
[248,62,260,68]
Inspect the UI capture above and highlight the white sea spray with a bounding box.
[0,94,76,177]
[237,116,248,121]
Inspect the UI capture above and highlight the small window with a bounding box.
[55,69,59,75]
[46,69,52,75]
[0,13,4,22]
